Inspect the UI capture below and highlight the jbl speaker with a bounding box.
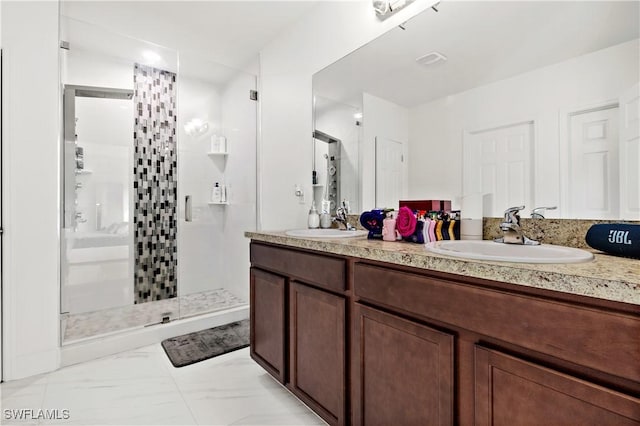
[585,223,640,259]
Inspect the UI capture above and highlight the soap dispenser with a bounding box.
[212,182,222,203]
[308,200,320,229]
[319,199,332,228]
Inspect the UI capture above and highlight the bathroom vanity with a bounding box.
[246,232,640,425]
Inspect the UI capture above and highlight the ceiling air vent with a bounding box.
[415,51,447,67]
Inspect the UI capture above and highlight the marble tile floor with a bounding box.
[0,346,326,426]
[63,289,247,343]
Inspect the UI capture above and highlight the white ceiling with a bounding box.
[313,1,640,108]
[61,1,320,71]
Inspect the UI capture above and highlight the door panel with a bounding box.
[352,304,454,426]
[620,83,640,220]
[289,281,345,426]
[375,136,404,209]
[569,106,619,219]
[465,122,533,217]
[475,346,640,426]
[250,268,286,383]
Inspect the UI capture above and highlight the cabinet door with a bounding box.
[475,346,640,425]
[290,282,345,426]
[250,268,286,383]
[352,304,454,426]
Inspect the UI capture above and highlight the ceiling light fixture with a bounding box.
[142,50,162,65]
[373,0,415,20]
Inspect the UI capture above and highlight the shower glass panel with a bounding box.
[60,16,180,342]
[176,53,256,318]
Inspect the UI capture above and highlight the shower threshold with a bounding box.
[62,288,246,343]
[60,304,249,368]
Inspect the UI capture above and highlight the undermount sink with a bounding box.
[285,228,368,238]
[425,240,594,264]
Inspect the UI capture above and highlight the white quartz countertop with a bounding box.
[245,231,640,306]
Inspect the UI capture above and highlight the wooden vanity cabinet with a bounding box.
[249,241,640,425]
[352,261,640,426]
[249,242,347,426]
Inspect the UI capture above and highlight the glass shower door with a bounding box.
[60,15,180,343]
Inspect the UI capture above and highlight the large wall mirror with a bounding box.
[312,1,639,220]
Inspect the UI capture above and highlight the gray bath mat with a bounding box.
[161,319,250,367]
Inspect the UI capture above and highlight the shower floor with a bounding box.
[62,288,246,343]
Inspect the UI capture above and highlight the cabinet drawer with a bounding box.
[251,243,346,292]
[475,346,640,425]
[354,262,640,382]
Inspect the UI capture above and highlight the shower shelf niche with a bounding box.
[207,201,229,206]
[75,169,93,175]
[207,151,228,156]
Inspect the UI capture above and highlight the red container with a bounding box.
[399,200,451,212]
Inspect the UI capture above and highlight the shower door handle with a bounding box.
[185,195,192,222]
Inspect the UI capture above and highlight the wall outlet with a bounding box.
[294,184,305,203]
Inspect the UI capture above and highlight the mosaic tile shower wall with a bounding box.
[133,64,177,304]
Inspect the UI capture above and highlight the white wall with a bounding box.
[259,0,437,230]
[1,1,60,380]
[362,92,409,209]
[64,51,134,90]
[408,39,640,218]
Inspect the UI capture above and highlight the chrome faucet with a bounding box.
[531,206,557,219]
[494,205,539,245]
[334,204,356,231]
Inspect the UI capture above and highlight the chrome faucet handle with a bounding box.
[531,206,557,219]
[496,205,539,245]
[503,205,525,225]
[334,207,355,230]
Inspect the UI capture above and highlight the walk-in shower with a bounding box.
[59,15,256,355]
[313,130,341,215]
